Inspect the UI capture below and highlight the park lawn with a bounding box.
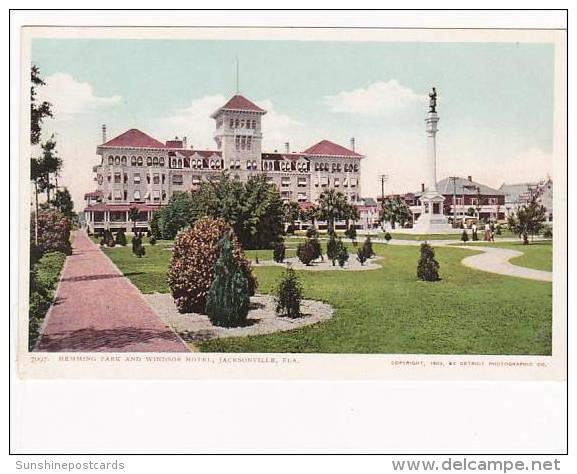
[464,240,552,272]
[102,241,552,355]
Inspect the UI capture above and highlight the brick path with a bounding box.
[35,231,189,352]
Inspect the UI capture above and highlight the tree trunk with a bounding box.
[522,232,529,245]
[34,179,39,245]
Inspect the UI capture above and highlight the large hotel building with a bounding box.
[84,94,370,233]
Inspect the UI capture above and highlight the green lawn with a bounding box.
[102,241,552,355]
[464,241,552,272]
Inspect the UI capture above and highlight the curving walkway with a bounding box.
[454,245,552,282]
[360,237,552,282]
[35,231,190,352]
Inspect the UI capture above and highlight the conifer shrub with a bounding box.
[345,225,357,243]
[132,233,146,257]
[273,241,286,263]
[356,246,368,265]
[417,242,440,281]
[384,232,392,243]
[362,236,375,258]
[310,237,323,261]
[297,240,317,266]
[205,236,250,327]
[336,239,349,268]
[115,229,127,246]
[275,266,303,318]
[306,226,318,239]
[167,217,256,313]
[327,233,339,266]
[461,230,469,244]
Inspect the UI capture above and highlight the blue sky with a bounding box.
[32,38,555,209]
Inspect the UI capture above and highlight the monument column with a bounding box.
[425,110,439,193]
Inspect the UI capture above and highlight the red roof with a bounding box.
[303,140,362,157]
[212,95,266,117]
[102,129,167,149]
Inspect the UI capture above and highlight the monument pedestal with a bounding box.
[412,191,455,234]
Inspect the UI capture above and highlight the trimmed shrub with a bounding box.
[306,226,318,239]
[168,217,256,313]
[417,242,440,281]
[356,246,368,265]
[362,236,375,258]
[310,238,323,261]
[28,251,66,350]
[205,236,250,327]
[461,230,469,243]
[327,233,339,266]
[275,267,303,318]
[297,240,317,266]
[149,235,157,245]
[345,225,357,242]
[132,233,145,258]
[384,232,392,243]
[115,229,127,246]
[336,239,349,268]
[273,241,286,263]
[31,209,72,256]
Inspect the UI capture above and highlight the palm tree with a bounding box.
[317,189,353,234]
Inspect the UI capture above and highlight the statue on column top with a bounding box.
[428,87,437,113]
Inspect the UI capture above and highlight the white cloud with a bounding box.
[324,80,425,116]
[38,73,121,119]
[155,95,302,151]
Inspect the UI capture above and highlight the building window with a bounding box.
[137,156,143,166]
[114,172,121,184]
[247,161,253,170]
[298,193,307,202]
[108,155,114,165]
[153,190,160,201]
[134,190,141,201]
[114,156,120,165]
[334,178,340,187]
[114,189,122,200]
[123,190,127,201]
[321,176,329,187]
[343,178,349,187]
[159,157,165,166]
[131,156,137,166]
[229,118,234,128]
[121,156,127,165]
[298,177,307,187]
[192,176,201,186]
[247,136,252,150]
[235,119,240,128]
[470,198,479,206]
[172,174,183,185]
[153,173,160,185]
[353,164,359,172]
[133,173,141,184]
[153,156,159,165]
[281,177,291,187]
[488,198,498,205]
[350,178,357,187]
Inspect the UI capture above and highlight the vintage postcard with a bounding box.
[16,25,567,379]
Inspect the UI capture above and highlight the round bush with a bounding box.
[168,217,257,313]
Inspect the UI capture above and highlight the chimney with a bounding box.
[101,124,107,144]
[421,183,425,192]
[183,136,187,149]
[468,175,472,182]
[350,137,355,152]
[284,142,290,154]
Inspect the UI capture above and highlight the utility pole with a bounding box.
[448,176,458,228]
[378,174,389,202]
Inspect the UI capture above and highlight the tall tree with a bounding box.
[30,65,52,146]
[283,201,301,232]
[30,65,53,244]
[379,196,412,229]
[507,189,547,245]
[51,188,75,220]
[317,189,353,234]
[38,137,62,203]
